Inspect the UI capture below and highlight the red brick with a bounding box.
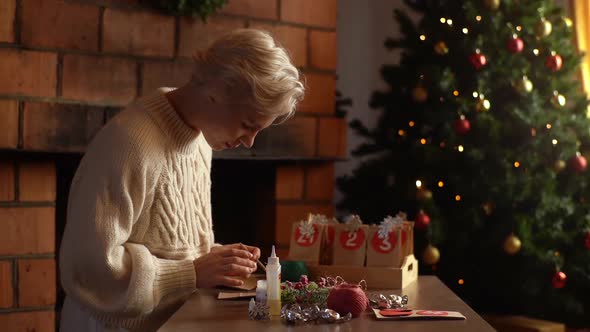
[0,311,55,332]
[19,161,56,202]
[0,0,16,42]
[0,207,55,255]
[0,161,15,201]
[305,163,334,200]
[317,117,347,158]
[310,30,336,70]
[18,259,56,307]
[249,23,307,67]
[103,8,175,57]
[275,203,334,246]
[0,260,13,308]
[298,73,335,114]
[221,0,278,20]
[62,54,136,105]
[21,0,99,51]
[276,165,304,200]
[179,15,245,57]
[142,61,194,94]
[23,102,105,152]
[0,99,19,148]
[0,49,57,97]
[281,0,337,28]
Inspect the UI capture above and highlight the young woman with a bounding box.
[59,28,305,332]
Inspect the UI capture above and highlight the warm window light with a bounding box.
[453,90,459,96]
[458,145,464,152]
[416,180,423,188]
[420,138,427,144]
[438,181,444,187]
[552,139,558,145]
[546,123,552,129]
[409,121,415,127]
[420,34,426,41]
[440,17,446,23]
[462,28,469,34]
[514,161,520,168]
[455,195,462,201]
[476,15,482,21]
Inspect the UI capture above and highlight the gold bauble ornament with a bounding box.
[554,159,566,172]
[416,188,433,201]
[412,86,428,103]
[514,76,533,94]
[535,18,553,38]
[484,0,500,10]
[551,91,566,108]
[475,96,491,112]
[434,41,449,55]
[422,244,440,265]
[561,16,573,29]
[503,233,522,255]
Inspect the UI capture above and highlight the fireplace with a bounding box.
[0,0,339,330]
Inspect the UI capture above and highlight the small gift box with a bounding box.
[332,215,368,266]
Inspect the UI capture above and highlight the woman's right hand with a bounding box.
[192,245,258,288]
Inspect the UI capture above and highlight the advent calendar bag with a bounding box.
[366,215,404,267]
[288,217,324,263]
[332,215,368,266]
[319,217,339,265]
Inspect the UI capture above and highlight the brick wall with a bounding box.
[0,0,341,330]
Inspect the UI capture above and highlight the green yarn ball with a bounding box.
[280,260,309,282]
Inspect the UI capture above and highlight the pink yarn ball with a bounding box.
[327,283,368,317]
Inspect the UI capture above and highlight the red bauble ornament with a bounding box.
[469,52,487,70]
[454,117,471,135]
[570,154,587,173]
[507,36,524,53]
[415,210,431,230]
[546,54,563,71]
[552,271,567,289]
[585,231,590,249]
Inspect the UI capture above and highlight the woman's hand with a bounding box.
[192,243,261,288]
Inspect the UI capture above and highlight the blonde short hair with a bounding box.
[192,29,305,124]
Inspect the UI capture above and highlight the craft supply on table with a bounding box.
[266,245,282,317]
[372,308,466,320]
[280,303,352,325]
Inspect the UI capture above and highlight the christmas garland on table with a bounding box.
[147,0,228,19]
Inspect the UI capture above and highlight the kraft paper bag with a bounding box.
[366,216,403,267]
[402,220,415,257]
[288,218,324,263]
[319,217,339,265]
[332,215,368,266]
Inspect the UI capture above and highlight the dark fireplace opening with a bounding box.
[55,157,278,311]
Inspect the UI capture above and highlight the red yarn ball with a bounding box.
[327,283,368,317]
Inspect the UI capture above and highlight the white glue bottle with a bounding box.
[266,245,281,317]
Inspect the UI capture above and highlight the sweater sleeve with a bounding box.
[59,133,196,319]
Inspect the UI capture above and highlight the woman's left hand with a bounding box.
[211,243,261,263]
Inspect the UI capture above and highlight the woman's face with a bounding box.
[196,100,278,151]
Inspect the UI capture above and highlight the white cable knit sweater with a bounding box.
[59,88,214,332]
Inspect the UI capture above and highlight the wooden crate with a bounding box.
[307,254,418,289]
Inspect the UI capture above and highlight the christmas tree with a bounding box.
[338,0,590,326]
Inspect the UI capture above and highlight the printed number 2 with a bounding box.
[345,231,357,247]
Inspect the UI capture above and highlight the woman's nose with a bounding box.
[241,132,258,148]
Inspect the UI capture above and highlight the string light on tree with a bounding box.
[434,41,449,55]
[476,95,491,112]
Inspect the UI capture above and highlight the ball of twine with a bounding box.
[327,283,368,317]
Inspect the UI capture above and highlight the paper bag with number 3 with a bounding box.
[288,216,324,263]
[332,215,368,266]
[366,215,404,267]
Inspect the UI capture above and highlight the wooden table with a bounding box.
[159,276,496,332]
